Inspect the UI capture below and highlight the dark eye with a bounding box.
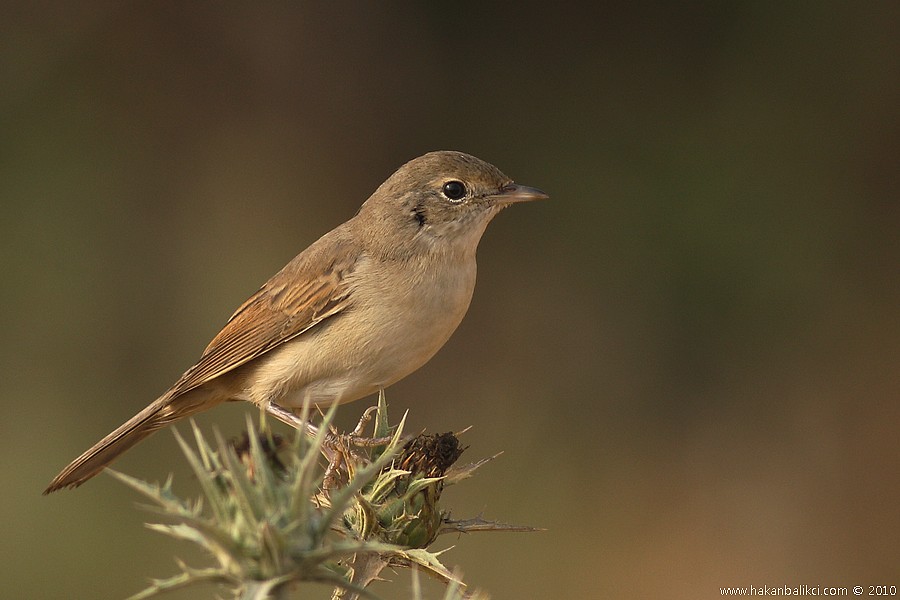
[441,180,467,201]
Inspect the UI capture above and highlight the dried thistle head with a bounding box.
[398,432,466,481]
[374,432,466,548]
[231,430,287,481]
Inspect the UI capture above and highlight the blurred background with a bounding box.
[2,3,898,598]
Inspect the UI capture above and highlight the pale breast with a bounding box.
[242,253,478,408]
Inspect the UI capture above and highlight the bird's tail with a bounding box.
[43,391,211,494]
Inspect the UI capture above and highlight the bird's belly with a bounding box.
[246,261,476,408]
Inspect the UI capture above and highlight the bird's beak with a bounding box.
[492,183,549,204]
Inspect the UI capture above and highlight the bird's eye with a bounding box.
[441,180,467,201]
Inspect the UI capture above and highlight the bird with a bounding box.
[44,150,547,493]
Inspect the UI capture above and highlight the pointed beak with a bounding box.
[492,183,549,204]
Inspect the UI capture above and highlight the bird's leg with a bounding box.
[349,405,379,436]
[264,402,321,438]
[263,399,404,494]
[339,429,399,448]
[267,400,397,448]
[321,436,348,491]
[339,405,400,448]
[264,401,347,474]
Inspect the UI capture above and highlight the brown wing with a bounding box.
[165,234,358,399]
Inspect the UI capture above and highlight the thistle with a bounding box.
[109,394,536,600]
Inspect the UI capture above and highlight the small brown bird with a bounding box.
[44,150,547,493]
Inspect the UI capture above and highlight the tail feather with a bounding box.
[44,392,210,494]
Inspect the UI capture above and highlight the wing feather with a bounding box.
[165,234,358,398]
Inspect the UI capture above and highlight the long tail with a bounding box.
[44,391,212,494]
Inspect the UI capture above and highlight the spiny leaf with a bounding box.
[402,476,445,498]
[291,399,339,526]
[366,467,411,502]
[145,523,244,576]
[126,561,235,600]
[438,516,544,535]
[214,428,264,530]
[391,548,461,587]
[245,413,278,504]
[178,424,230,526]
[443,453,502,486]
[373,391,391,440]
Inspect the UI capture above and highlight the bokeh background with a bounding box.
[2,3,898,598]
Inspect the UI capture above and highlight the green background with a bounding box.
[3,3,898,598]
